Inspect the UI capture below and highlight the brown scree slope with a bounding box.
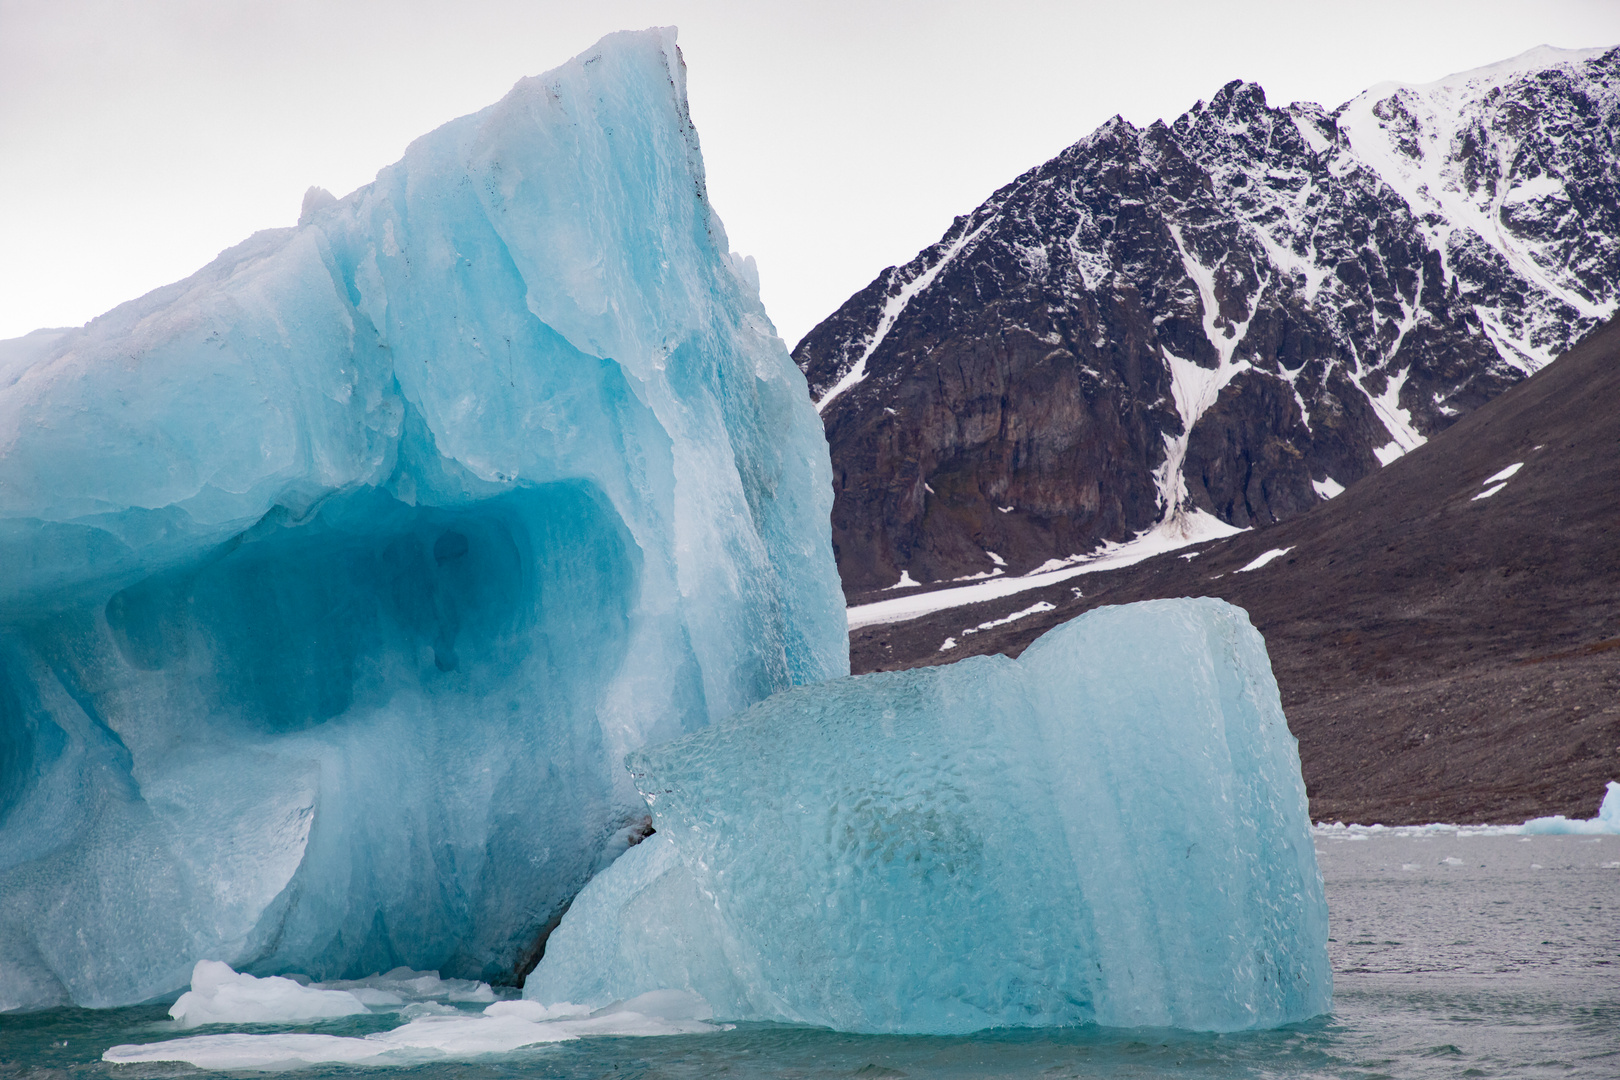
[849,315,1620,825]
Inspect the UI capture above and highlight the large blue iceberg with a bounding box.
[0,28,846,1011]
[528,598,1332,1034]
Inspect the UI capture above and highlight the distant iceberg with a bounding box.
[529,598,1332,1034]
[1520,782,1620,835]
[0,27,846,1011]
[1312,781,1620,837]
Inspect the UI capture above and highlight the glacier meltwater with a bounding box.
[529,598,1332,1034]
[0,28,847,1011]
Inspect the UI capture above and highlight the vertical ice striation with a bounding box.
[529,598,1331,1034]
[0,27,846,1011]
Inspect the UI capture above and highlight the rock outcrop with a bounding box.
[797,46,1620,593]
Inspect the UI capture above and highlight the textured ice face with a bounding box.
[529,599,1331,1034]
[0,27,845,1010]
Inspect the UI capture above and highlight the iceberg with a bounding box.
[1520,781,1620,835]
[529,598,1332,1034]
[0,27,845,1012]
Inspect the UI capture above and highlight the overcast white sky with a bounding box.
[3,0,1617,346]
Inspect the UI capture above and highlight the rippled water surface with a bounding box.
[3,833,1615,1079]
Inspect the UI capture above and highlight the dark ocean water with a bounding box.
[3,833,1614,1079]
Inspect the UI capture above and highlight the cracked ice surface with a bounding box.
[530,599,1331,1034]
[0,28,846,1011]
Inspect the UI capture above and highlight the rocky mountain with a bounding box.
[796,46,1620,594]
[847,313,1620,825]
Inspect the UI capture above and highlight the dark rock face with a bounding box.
[797,47,1620,594]
[847,314,1620,824]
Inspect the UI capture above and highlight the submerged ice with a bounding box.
[104,959,722,1068]
[106,992,722,1069]
[529,598,1332,1034]
[0,27,845,1011]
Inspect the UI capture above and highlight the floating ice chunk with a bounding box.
[169,962,368,1028]
[523,835,748,1014]
[315,967,496,1004]
[532,598,1331,1034]
[105,987,723,1068]
[484,999,591,1022]
[1521,782,1620,835]
[1236,547,1294,572]
[106,1033,410,1070]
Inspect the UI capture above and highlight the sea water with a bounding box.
[2,831,1613,1078]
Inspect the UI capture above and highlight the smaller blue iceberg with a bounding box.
[1521,782,1620,835]
[529,597,1332,1034]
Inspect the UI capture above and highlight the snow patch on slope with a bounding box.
[816,219,993,414]
[1367,365,1426,464]
[1152,225,1259,528]
[1337,45,1609,355]
[848,511,1243,630]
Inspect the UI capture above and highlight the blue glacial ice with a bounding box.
[1521,781,1620,835]
[529,598,1333,1034]
[0,27,845,1011]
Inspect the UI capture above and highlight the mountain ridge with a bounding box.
[796,44,1620,595]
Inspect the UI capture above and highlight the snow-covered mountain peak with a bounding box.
[1401,43,1613,93]
[1335,44,1619,347]
[795,44,1620,592]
